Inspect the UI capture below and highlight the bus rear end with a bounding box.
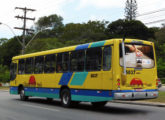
[114,39,158,100]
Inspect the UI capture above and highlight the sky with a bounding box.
[0,0,165,39]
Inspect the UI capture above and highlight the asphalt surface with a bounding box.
[159,86,165,91]
[0,91,165,120]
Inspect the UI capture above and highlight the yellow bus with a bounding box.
[10,38,158,107]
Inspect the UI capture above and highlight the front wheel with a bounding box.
[61,89,72,107]
[20,88,28,101]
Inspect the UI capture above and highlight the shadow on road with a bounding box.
[13,98,149,115]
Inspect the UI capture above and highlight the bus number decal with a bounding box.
[91,74,98,78]
[126,70,135,75]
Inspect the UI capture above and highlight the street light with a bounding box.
[0,22,51,54]
[0,22,23,47]
[25,27,52,49]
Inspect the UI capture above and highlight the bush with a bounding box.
[0,65,10,83]
[157,58,165,78]
[161,78,165,84]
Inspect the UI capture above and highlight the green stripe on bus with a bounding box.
[10,90,18,95]
[70,72,88,86]
[71,95,113,102]
[90,41,106,48]
[25,92,59,98]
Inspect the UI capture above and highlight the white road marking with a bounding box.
[22,104,60,112]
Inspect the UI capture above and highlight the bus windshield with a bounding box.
[120,43,155,68]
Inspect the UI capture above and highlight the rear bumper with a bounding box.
[114,91,158,100]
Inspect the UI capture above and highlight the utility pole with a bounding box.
[14,7,36,54]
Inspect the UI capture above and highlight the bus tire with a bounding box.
[91,101,107,107]
[61,89,72,107]
[20,88,28,101]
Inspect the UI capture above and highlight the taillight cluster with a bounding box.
[117,79,120,90]
[156,78,160,87]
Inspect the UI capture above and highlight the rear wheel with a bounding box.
[61,89,72,107]
[20,88,28,101]
[91,101,107,107]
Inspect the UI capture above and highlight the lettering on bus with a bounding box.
[126,70,135,74]
[91,74,98,78]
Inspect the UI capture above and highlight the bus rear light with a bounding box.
[156,78,159,87]
[117,79,120,87]
[153,93,157,97]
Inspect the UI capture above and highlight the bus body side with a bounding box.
[10,39,158,106]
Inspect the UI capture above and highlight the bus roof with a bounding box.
[12,38,153,60]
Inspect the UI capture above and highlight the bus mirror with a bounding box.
[121,73,127,85]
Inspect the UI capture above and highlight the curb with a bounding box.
[110,100,165,107]
[0,90,9,92]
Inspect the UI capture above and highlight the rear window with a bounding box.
[120,43,155,68]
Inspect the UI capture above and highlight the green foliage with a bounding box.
[0,65,10,83]
[60,20,108,42]
[157,58,165,78]
[106,19,154,40]
[25,38,63,53]
[0,37,21,66]
[0,38,8,45]
[35,14,64,38]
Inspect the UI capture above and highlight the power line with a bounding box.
[144,19,165,25]
[137,8,165,17]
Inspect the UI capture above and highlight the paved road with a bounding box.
[0,91,165,120]
[159,86,165,91]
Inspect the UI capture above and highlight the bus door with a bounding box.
[102,46,113,90]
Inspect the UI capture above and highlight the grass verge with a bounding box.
[141,91,165,103]
[0,86,9,90]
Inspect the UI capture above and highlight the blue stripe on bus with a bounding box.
[75,43,89,50]
[58,72,73,85]
[71,89,113,97]
[10,86,18,94]
[24,87,60,94]
[10,86,18,91]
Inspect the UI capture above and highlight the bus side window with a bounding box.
[25,58,34,74]
[86,47,102,71]
[18,59,25,74]
[56,53,69,72]
[70,50,85,72]
[103,46,112,71]
[44,54,56,73]
[34,56,44,74]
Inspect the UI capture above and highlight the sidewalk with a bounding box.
[111,100,165,107]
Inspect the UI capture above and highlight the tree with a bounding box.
[35,14,64,38]
[125,0,137,20]
[0,37,21,66]
[61,20,108,42]
[0,38,8,45]
[106,19,154,40]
